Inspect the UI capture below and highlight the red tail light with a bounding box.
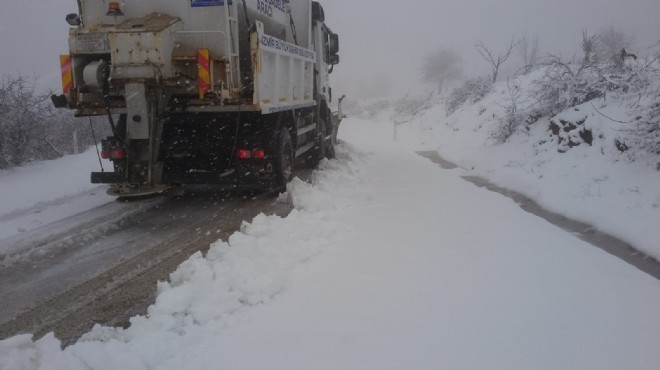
[101,148,125,160]
[237,149,265,159]
[112,148,125,159]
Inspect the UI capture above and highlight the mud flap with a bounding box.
[91,172,122,184]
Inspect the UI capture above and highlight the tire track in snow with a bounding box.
[0,185,296,346]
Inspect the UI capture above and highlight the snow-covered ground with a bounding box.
[2,117,660,370]
[371,71,660,260]
[0,148,114,244]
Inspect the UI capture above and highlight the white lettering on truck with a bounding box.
[255,0,287,17]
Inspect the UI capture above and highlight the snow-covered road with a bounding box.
[418,150,660,280]
[2,117,660,369]
[0,187,293,345]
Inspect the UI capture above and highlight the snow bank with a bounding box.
[0,147,366,370]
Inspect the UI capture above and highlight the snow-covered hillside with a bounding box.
[2,117,660,369]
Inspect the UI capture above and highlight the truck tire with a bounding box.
[275,129,294,187]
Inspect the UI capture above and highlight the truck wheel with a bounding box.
[275,129,294,187]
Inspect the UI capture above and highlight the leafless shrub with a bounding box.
[618,58,660,158]
[445,76,492,116]
[529,44,660,157]
[0,75,108,169]
[597,26,634,68]
[530,55,605,118]
[492,78,524,143]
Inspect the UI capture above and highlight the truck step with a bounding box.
[295,142,315,158]
[297,124,316,136]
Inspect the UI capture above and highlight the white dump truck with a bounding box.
[52,0,341,196]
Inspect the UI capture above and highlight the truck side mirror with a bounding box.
[328,54,339,74]
[329,54,339,66]
[329,33,339,55]
[66,13,82,26]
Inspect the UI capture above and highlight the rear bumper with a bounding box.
[163,162,274,188]
[91,172,123,184]
[92,162,274,188]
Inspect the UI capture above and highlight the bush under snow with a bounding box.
[443,52,660,160]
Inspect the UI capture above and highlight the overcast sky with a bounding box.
[1,0,659,98]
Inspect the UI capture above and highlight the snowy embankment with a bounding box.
[2,118,660,369]
[377,69,660,259]
[0,148,114,244]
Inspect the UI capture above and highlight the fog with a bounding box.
[323,0,660,98]
[2,0,659,99]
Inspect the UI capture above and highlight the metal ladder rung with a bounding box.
[297,124,316,136]
[295,142,315,158]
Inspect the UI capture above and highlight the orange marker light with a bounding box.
[107,2,124,16]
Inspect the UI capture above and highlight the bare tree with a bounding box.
[0,77,46,168]
[598,26,634,67]
[0,75,110,169]
[518,35,540,74]
[581,29,599,65]
[475,37,517,82]
[421,49,463,93]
